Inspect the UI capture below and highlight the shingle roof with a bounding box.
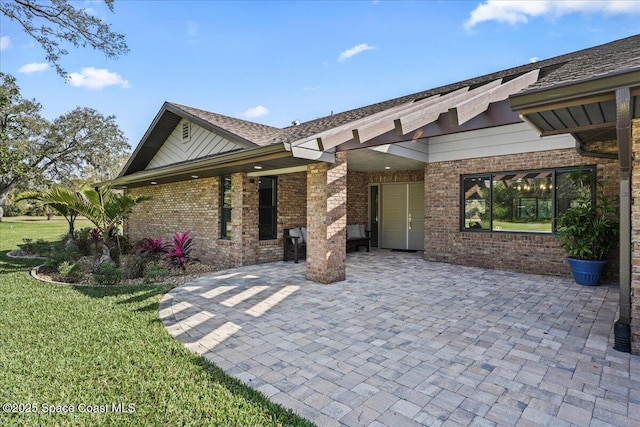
[521,34,640,92]
[159,35,639,149]
[274,34,640,145]
[168,102,285,146]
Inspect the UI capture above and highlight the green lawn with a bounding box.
[0,217,314,427]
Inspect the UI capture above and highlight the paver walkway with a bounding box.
[159,250,640,426]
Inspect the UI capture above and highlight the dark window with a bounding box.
[258,177,277,240]
[461,166,595,234]
[220,175,232,239]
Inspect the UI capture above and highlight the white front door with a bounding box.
[380,182,424,250]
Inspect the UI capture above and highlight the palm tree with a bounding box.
[17,184,150,267]
[15,186,82,238]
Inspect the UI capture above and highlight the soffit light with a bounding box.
[254,165,263,170]
[150,181,157,185]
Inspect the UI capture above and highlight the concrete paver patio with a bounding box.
[159,250,640,426]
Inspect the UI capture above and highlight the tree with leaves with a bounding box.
[0,0,129,77]
[0,73,131,220]
[15,186,81,236]
[17,184,150,268]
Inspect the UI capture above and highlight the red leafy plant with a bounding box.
[139,237,169,262]
[168,230,196,271]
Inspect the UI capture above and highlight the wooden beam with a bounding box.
[449,69,540,126]
[395,79,503,136]
[538,121,615,136]
[312,94,441,150]
[290,146,335,162]
[352,87,471,144]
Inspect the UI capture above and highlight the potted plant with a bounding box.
[556,169,618,286]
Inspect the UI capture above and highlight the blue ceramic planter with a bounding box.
[567,257,608,286]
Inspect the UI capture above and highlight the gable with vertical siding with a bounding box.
[146,119,240,169]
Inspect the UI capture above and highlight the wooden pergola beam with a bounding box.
[449,69,540,126]
[351,87,470,144]
[394,79,503,137]
[311,94,441,150]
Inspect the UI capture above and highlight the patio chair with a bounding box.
[284,227,306,263]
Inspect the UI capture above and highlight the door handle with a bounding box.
[408,213,412,230]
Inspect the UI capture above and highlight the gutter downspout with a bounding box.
[614,87,632,353]
[575,140,618,160]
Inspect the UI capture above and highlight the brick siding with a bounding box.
[306,152,347,283]
[424,148,619,279]
[631,119,640,353]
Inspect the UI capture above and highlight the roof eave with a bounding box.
[164,103,258,149]
[102,143,324,188]
[510,67,640,112]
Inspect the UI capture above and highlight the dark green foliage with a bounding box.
[556,169,619,260]
[0,0,129,77]
[17,238,54,256]
[144,263,170,284]
[44,242,79,270]
[3,202,24,217]
[93,263,123,286]
[57,261,82,283]
[122,254,147,280]
[73,227,94,256]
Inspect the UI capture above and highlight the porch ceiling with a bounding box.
[511,69,640,144]
[347,147,425,172]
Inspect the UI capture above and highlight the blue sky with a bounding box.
[1,1,639,149]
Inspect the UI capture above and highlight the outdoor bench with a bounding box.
[346,224,371,253]
[284,224,371,263]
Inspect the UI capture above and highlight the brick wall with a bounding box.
[258,172,307,263]
[369,169,424,183]
[127,177,223,266]
[347,171,368,225]
[307,152,347,283]
[631,119,640,354]
[424,148,619,278]
[127,172,311,268]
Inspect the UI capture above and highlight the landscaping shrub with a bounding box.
[57,261,83,283]
[122,253,148,279]
[73,227,94,256]
[139,237,169,262]
[17,238,54,256]
[44,243,80,270]
[4,202,25,217]
[168,230,196,271]
[93,263,124,285]
[144,263,170,284]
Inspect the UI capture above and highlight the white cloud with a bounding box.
[338,43,376,62]
[242,105,269,118]
[67,67,130,89]
[464,0,640,29]
[18,62,49,74]
[529,56,539,63]
[0,35,11,50]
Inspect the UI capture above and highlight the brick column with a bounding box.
[631,118,640,354]
[306,152,347,283]
[230,172,259,267]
